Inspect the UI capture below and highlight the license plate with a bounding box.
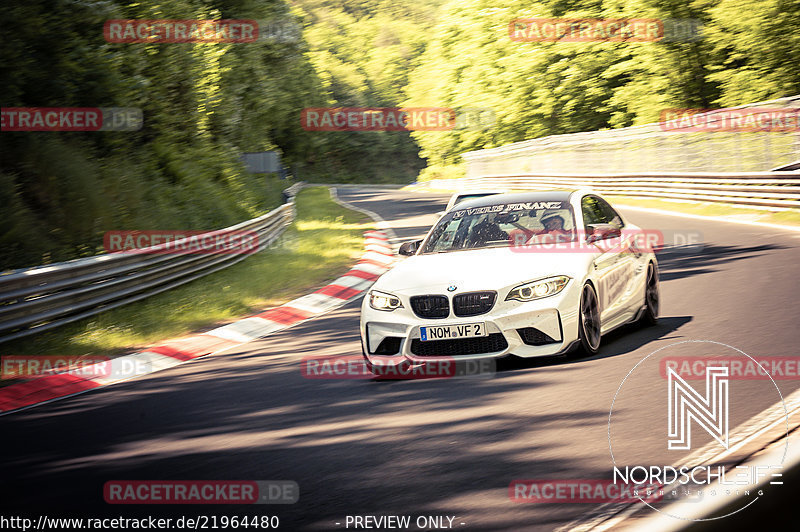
[420,323,487,341]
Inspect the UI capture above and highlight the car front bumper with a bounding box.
[360,283,582,365]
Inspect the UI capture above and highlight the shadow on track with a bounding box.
[0,300,612,532]
[656,243,787,282]
[495,315,693,372]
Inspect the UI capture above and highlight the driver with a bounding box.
[469,216,509,247]
[541,214,567,234]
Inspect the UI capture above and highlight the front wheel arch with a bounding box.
[577,282,601,356]
[640,261,659,326]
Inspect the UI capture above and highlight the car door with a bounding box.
[581,195,630,325]
[594,196,642,321]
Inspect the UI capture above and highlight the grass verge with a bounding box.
[0,187,373,362]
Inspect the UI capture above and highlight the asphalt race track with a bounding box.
[2,188,799,530]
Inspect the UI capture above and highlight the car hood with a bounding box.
[374,246,591,294]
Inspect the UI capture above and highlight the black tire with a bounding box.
[578,283,601,356]
[640,262,659,326]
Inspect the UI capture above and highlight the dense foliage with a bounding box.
[1,0,797,268]
[405,0,800,177]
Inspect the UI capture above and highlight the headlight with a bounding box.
[369,290,403,311]
[506,276,570,302]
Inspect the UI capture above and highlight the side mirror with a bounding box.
[398,240,422,256]
[586,224,621,244]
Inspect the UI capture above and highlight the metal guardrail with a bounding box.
[414,172,800,209]
[462,96,800,174]
[0,201,296,345]
[307,183,406,189]
[283,181,305,198]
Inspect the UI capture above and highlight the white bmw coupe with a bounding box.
[360,190,659,372]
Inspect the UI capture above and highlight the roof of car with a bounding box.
[451,190,577,210]
[454,190,507,198]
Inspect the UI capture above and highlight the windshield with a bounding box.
[422,200,577,253]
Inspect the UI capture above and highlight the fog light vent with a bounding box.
[374,336,402,355]
[517,327,558,346]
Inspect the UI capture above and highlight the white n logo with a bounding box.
[667,366,729,450]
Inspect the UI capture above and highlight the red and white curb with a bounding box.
[0,225,394,415]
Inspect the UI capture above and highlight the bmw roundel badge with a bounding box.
[447,285,457,292]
